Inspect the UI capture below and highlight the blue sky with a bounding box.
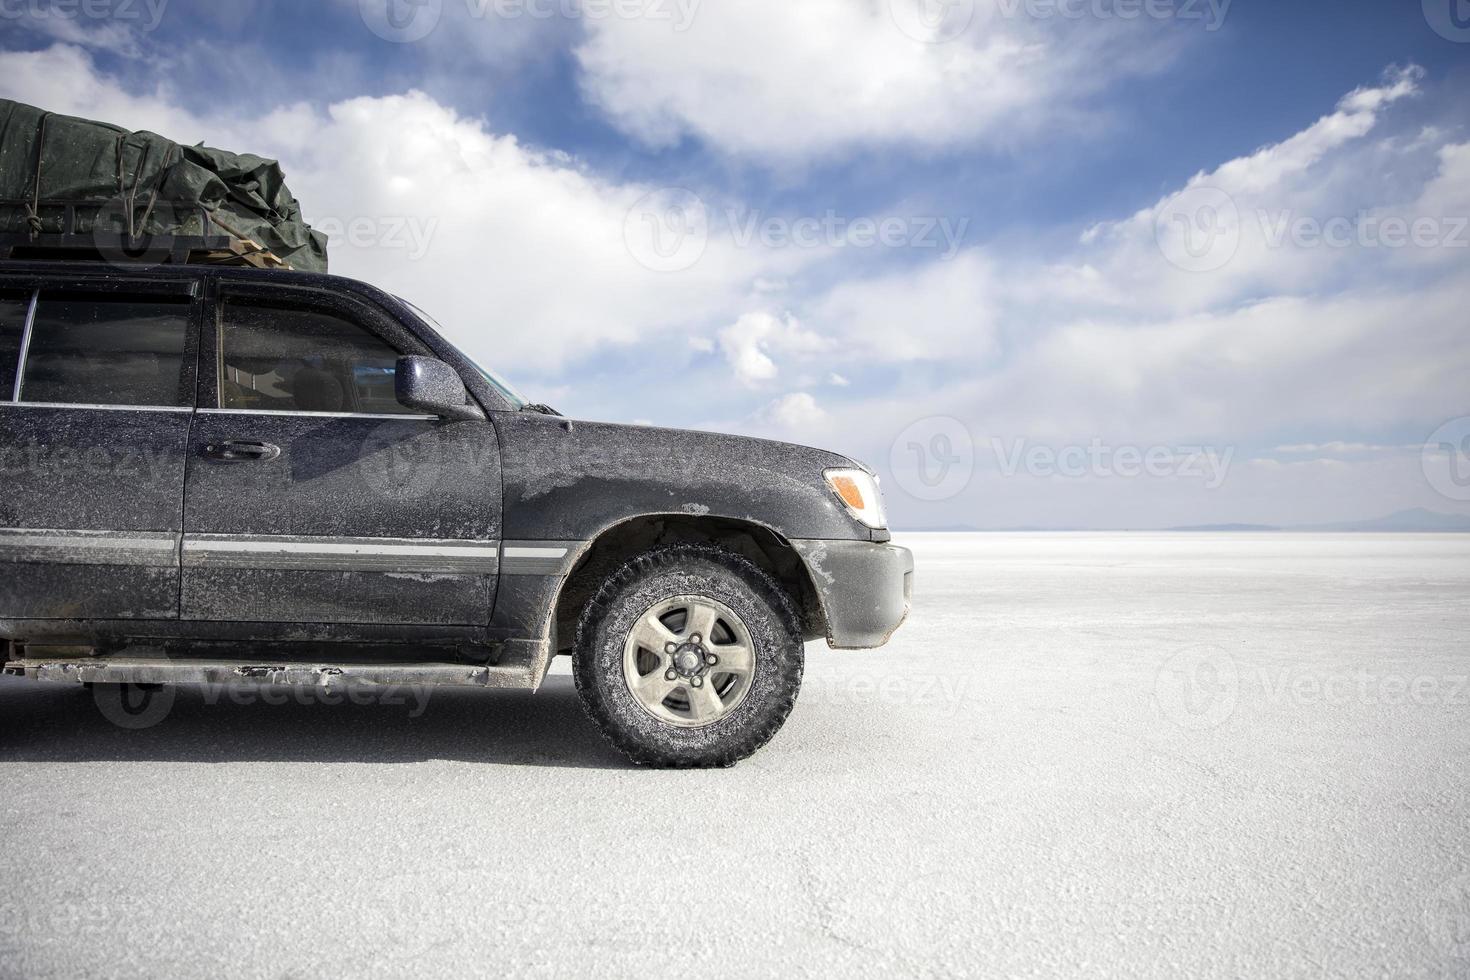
[2,0,1468,528]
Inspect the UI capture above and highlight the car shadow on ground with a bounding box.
[0,673,631,770]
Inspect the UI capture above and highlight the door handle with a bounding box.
[203,440,281,463]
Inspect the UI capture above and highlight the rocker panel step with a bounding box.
[2,657,540,691]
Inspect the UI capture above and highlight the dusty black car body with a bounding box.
[0,261,913,707]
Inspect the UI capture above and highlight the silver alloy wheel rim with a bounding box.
[622,594,757,728]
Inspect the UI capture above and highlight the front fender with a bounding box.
[493,413,866,542]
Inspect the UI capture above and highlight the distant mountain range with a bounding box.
[1172,508,1470,533]
[899,509,1470,533]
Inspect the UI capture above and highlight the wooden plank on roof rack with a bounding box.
[191,236,291,270]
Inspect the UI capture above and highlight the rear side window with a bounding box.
[0,291,29,397]
[219,299,421,415]
[18,294,192,407]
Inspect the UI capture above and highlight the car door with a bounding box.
[0,274,198,621]
[179,277,501,626]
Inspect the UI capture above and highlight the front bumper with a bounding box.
[792,539,914,649]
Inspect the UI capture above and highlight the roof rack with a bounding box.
[0,198,293,270]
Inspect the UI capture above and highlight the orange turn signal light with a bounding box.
[829,475,866,511]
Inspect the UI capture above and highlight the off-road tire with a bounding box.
[573,544,805,768]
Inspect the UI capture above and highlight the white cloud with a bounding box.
[718,311,830,387]
[760,66,1470,526]
[574,0,1178,164]
[1413,141,1470,225]
[809,251,1001,363]
[6,5,153,56]
[0,44,788,373]
[1271,443,1417,455]
[5,44,1466,526]
[1076,66,1429,315]
[758,392,827,431]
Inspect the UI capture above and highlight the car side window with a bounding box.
[17,292,192,407]
[0,291,29,397]
[218,298,424,416]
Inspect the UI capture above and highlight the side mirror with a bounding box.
[395,356,485,421]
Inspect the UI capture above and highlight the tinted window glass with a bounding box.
[20,294,190,407]
[0,291,29,398]
[219,300,420,415]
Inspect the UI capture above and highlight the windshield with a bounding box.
[397,298,528,409]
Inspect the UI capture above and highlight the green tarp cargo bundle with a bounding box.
[0,98,327,272]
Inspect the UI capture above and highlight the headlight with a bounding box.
[824,467,887,529]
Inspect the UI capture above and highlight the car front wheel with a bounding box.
[573,544,805,768]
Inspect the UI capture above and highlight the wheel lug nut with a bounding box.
[665,668,678,681]
[706,654,719,666]
[690,675,703,688]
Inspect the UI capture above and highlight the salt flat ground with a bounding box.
[1,533,1468,979]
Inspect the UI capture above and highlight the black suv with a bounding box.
[0,261,913,766]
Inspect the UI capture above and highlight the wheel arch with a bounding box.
[550,513,828,655]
